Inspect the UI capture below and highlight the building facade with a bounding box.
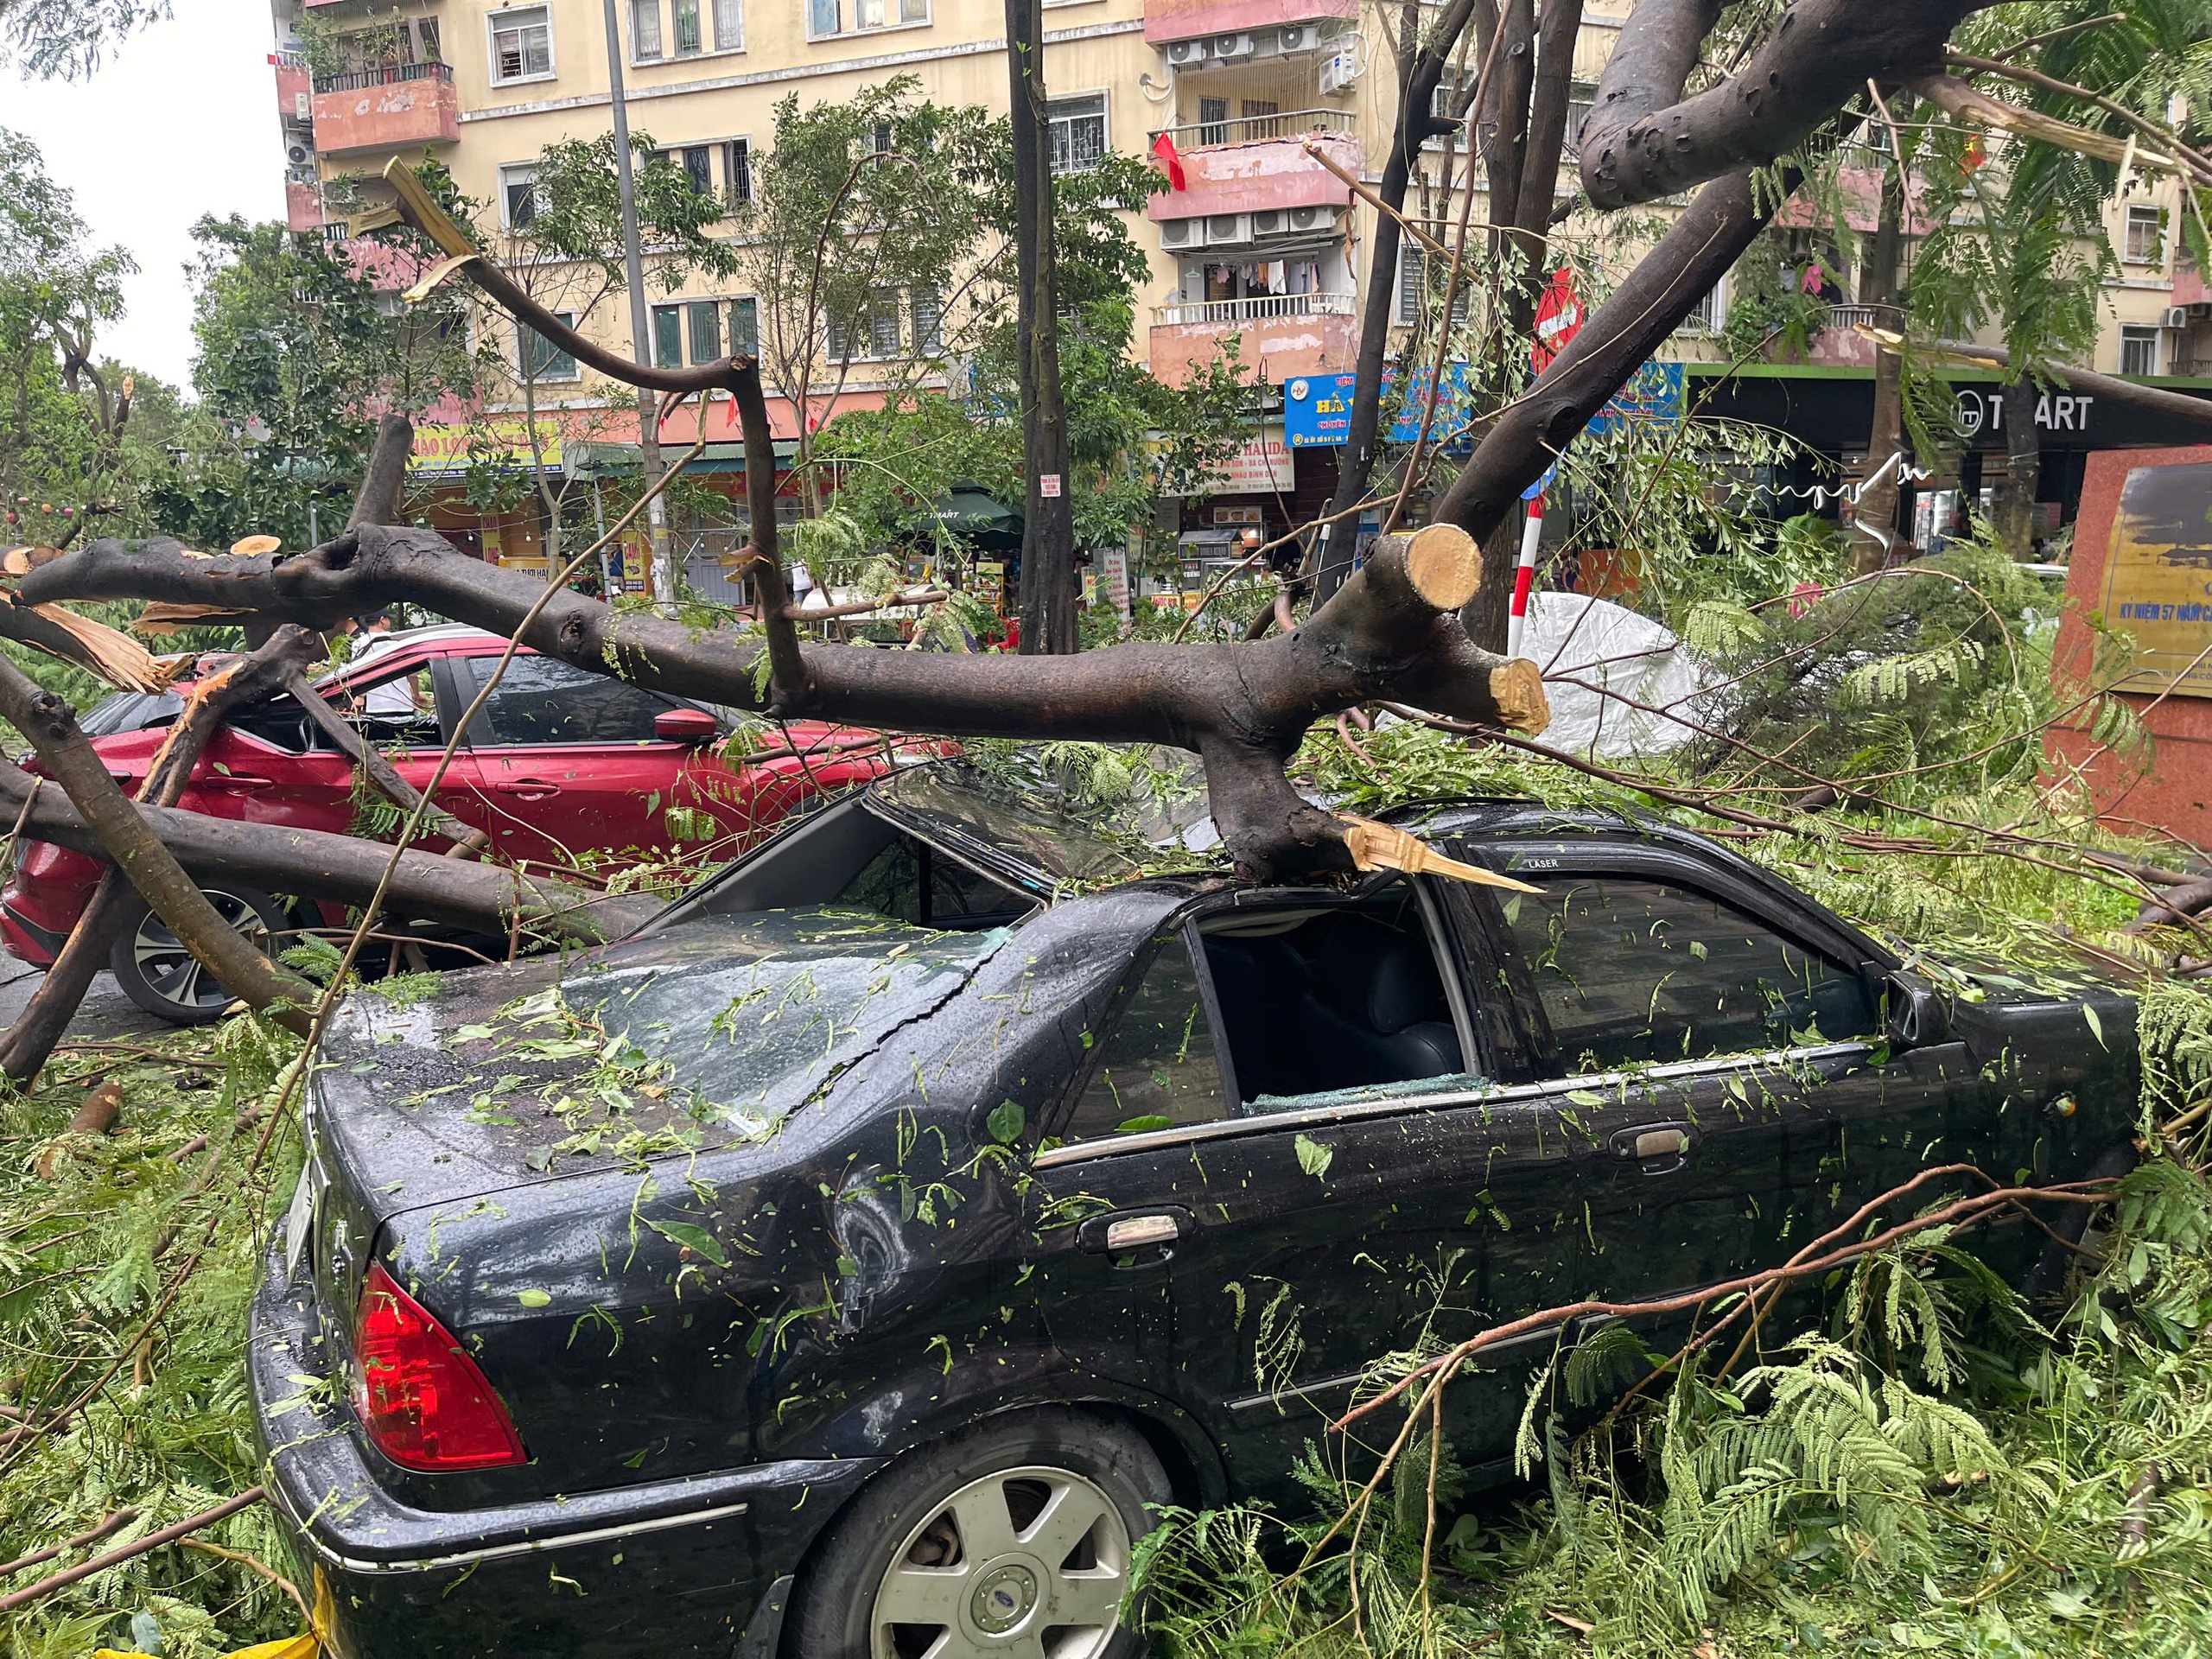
[266,0,2212,576]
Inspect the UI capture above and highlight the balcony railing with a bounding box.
[312,60,453,95]
[1825,303,1878,332]
[1154,292,1357,326]
[1149,106,1354,150]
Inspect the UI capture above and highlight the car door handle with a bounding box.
[1611,1122,1693,1175]
[1077,1206,1192,1266]
[201,773,275,791]
[490,778,561,800]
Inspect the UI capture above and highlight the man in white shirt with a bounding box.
[349,613,419,716]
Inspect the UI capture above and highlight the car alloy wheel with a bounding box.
[107,885,289,1025]
[872,1465,1132,1659]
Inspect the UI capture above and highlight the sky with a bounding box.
[3,0,283,391]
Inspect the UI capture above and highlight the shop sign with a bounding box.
[1284,373,1359,448]
[1213,506,1264,526]
[1586,361,1685,436]
[1211,435,1294,493]
[1954,387,2096,438]
[1100,543,1132,620]
[410,420,563,478]
[2099,458,2212,699]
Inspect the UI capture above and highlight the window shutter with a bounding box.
[688,300,721,365]
[911,285,943,353]
[713,0,742,50]
[724,140,752,207]
[728,297,760,357]
[1395,244,1425,327]
[652,305,683,369]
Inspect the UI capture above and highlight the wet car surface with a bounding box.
[250,764,2139,1658]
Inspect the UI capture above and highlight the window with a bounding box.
[1565,79,1596,150]
[1065,937,1228,1141]
[1393,245,1469,331]
[460,656,677,747]
[869,288,903,358]
[416,18,442,60]
[651,303,684,369]
[2125,203,2164,266]
[489,5,552,84]
[1198,893,1464,1107]
[835,834,1029,930]
[672,0,702,54]
[688,299,721,365]
[728,296,760,357]
[724,138,752,207]
[809,0,924,36]
[631,0,662,60]
[1680,278,1726,334]
[1198,96,1229,147]
[713,0,743,52]
[681,145,714,199]
[1497,876,1876,1073]
[2121,323,2161,376]
[520,309,578,380]
[911,284,942,354]
[499,162,541,229]
[1049,94,1107,175]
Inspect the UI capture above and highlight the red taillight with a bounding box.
[351,1262,527,1471]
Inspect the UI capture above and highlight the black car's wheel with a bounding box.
[107,884,291,1026]
[788,1410,1171,1659]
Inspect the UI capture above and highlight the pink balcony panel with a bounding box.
[286,180,323,234]
[1145,0,1355,46]
[276,62,311,121]
[311,65,459,157]
[1150,296,1357,387]
[1148,128,1357,222]
[2176,262,2208,308]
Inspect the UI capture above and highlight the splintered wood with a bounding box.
[1337,815,1541,893]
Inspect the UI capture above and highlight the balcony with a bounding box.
[1148,109,1357,222]
[276,60,310,122]
[1145,0,1356,47]
[285,180,324,235]
[1149,291,1356,386]
[310,62,458,157]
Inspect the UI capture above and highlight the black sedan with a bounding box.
[249,763,2137,1659]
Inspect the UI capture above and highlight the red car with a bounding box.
[3,625,898,1024]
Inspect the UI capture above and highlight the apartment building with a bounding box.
[267,0,2212,571]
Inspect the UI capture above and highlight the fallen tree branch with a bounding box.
[780,587,950,624]
[0,655,317,1036]
[0,1507,138,1579]
[0,1488,264,1614]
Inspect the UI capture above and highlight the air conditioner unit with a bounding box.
[1277,23,1316,53]
[1160,217,1207,251]
[2163,306,2190,329]
[1164,38,1208,67]
[1319,48,1357,96]
[1211,31,1254,59]
[1252,209,1288,237]
[1285,204,1334,232]
[286,141,314,168]
[1205,213,1253,245]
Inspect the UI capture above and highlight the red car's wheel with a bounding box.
[106,883,293,1026]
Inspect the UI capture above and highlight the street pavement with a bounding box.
[0,963,171,1044]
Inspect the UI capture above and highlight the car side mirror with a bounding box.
[653,706,719,743]
[1883,971,1951,1051]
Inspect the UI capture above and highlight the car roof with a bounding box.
[864,762,1896,965]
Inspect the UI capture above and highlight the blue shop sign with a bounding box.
[1283,372,1359,448]
[1587,360,1684,435]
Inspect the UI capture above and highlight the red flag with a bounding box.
[1151,130,1187,192]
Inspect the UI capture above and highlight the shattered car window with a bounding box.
[566,906,1010,1129]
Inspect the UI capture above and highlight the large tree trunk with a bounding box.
[1849,165,1908,575]
[1007,0,1077,654]
[1993,376,2041,560]
[1311,0,1481,606]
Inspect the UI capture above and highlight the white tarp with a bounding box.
[1523,592,1702,759]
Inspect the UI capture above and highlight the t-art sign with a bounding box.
[1954,386,2096,438]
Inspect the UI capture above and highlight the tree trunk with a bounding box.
[1993,377,2040,560]
[1007,0,1077,654]
[1849,165,1907,576]
[1311,0,1480,606]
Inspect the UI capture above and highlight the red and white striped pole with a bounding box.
[1508,492,1542,658]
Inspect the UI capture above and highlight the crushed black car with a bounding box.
[249,763,2139,1659]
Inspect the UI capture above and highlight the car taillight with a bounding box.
[351,1262,526,1471]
